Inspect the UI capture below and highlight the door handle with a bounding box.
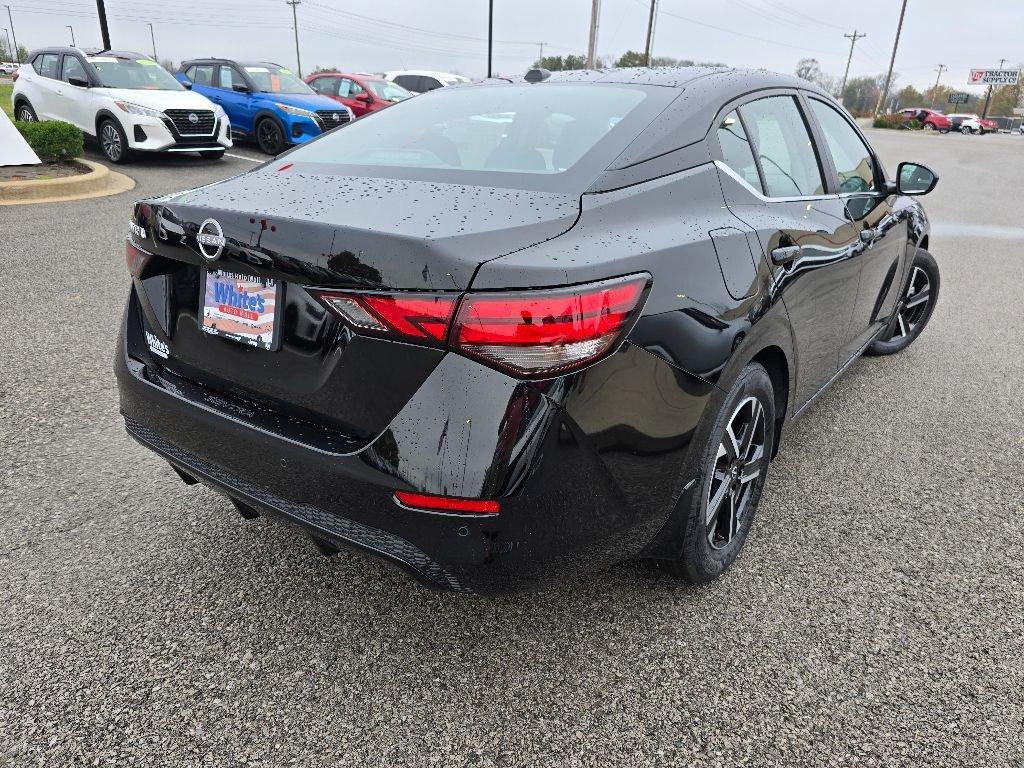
[770,245,801,265]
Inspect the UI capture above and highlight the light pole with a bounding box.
[286,0,302,77]
[67,25,75,46]
[147,23,156,60]
[487,0,493,78]
[982,58,1006,119]
[2,28,11,60]
[586,0,601,69]
[95,0,111,51]
[643,0,658,67]
[4,5,20,63]
[874,0,908,117]
[929,64,945,108]
[839,30,865,100]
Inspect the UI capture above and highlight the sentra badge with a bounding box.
[197,218,226,261]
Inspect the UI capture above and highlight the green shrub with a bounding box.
[873,116,895,129]
[14,120,84,162]
[906,119,922,131]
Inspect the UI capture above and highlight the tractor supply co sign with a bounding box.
[969,69,1020,85]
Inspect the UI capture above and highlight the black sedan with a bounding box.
[117,67,939,593]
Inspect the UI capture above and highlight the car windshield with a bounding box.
[243,65,313,94]
[287,84,648,180]
[88,56,184,90]
[364,79,412,102]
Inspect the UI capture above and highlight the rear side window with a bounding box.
[419,77,442,92]
[392,75,417,91]
[716,110,762,191]
[190,64,215,86]
[808,99,876,194]
[740,96,824,197]
[35,53,60,79]
[309,76,337,96]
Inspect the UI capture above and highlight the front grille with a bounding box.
[315,109,352,129]
[163,109,216,136]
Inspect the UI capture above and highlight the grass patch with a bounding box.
[1,82,13,121]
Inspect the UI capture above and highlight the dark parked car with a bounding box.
[117,68,940,593]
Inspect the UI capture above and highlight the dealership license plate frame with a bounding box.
[200,269,283,351]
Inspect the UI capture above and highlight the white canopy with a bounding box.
[0,110,41,166]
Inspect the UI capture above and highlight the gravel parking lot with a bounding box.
[2,129,1023,767]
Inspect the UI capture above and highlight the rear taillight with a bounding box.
[126,239,151,278]
[310,290,457,345]
[312,274,649,378]
[451,276,649,377]
[393,491,500,515]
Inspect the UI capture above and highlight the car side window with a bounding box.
[716,110,762,192]
[217,66,246,90]
[808,99,877,194]
[347,79,364,97]
[336,78,354,97]
[310,76,338,96]
[738,95,824,198]
[392,75,416,91]
[420,77,442,92]
[36,53,60,79]
[61,55,88,85]
[191,64,215,86]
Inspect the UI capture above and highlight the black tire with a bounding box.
[961,126,972,135]
[14,100,37,122]
[98,117,131,164]
[199,150,225,160]
[663,363,776,584]
[865,248,940,356]
[255,117,286,155]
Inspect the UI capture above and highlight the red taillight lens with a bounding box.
[393,491,500,515]
[126,239,151,278]
[451,275,649,377]
[311,290,457,345]
[312,274,649,377]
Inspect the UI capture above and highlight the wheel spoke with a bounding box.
[895,313,909,339]
[739,399,762,456]
[722,423,740,460]
[904,289,929,309]
[706,477,731,526]
[740,446,764,483]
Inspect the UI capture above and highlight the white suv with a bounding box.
[12,48,232,163]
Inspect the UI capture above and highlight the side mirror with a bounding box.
[896,162,938,196]
[354,91,371,102]
[68,77,90,88]
[232,83,251,94]
[182,81,193,90]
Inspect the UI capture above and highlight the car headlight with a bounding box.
[114,101,165,119]
[275,103,317,119]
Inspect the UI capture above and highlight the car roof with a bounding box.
[27,47,148,60]
[384,70,467,79]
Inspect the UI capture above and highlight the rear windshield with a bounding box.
[88,56,184,90]
[243,65,312,95]
[283,84,663,190]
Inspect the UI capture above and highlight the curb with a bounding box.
[0,159,135,205]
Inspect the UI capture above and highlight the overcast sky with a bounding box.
[8,0,1021,93]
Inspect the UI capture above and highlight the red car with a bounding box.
[304,72,413,117]
[897,108,951,132]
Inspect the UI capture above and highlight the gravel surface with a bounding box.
[1,132,1022,767]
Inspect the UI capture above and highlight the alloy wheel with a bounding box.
[17,105,34,121]
[258,121,282,154]
[706,396,766,550]
[887,266,931,342]
[101,123,122,161]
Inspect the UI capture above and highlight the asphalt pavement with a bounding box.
[2,130,1023,767]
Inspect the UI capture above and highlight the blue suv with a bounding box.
[176,59,353,155]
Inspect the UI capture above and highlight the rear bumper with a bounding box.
[115,289,712,593]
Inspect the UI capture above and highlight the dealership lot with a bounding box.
[2,129,1023,766]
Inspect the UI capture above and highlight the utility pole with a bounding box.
[537,42,546,63]
[487,0,493,78]
[643,0,658,67]
[147,23,157,60]
[4,5,20,62]
[929,63,945,108]
[286,0,302,77]
[839,30,865,99]
[982,57,1006,119]
[67,25,75,47]
[95,0,111,51]
[874,0,907,117]
[2,28,12,60]
[586,0,601,70]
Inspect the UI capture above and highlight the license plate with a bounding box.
[200,270,280,350]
